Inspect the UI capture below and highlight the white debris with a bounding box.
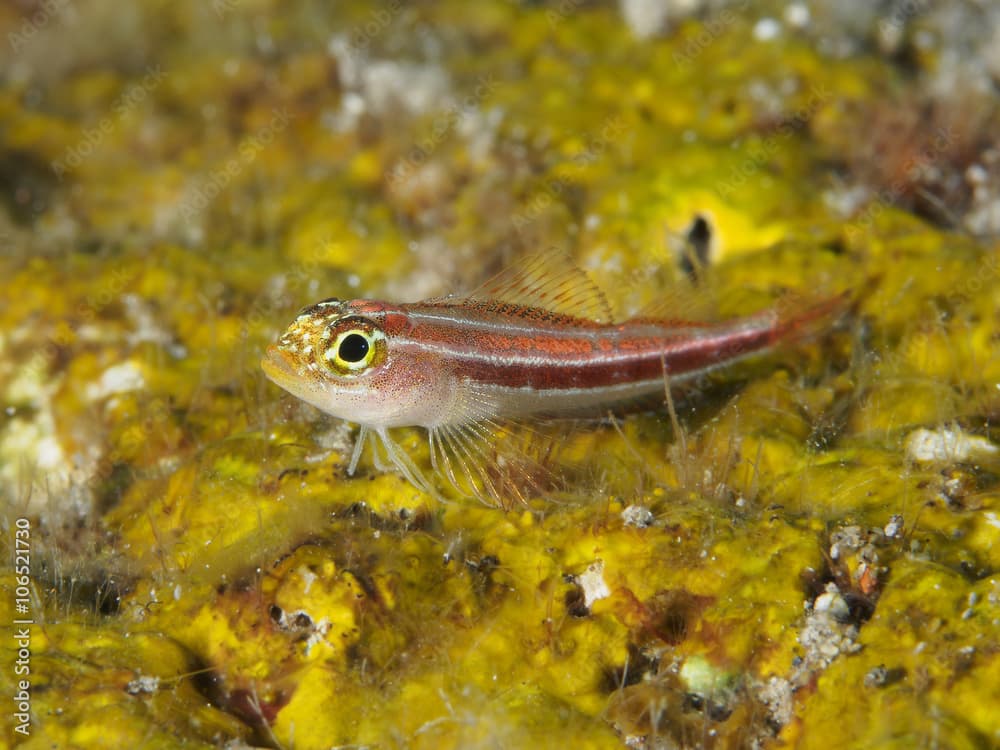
[814,582,850,622]
[362,61,451,118]
[784,4,810,29]
[798,603,860,672]
[962,149,1000,236]
[621,504,655,528]
[757,675,795,729]
[577,560,611,608]
[304,617,331,656]
[297,566,318,595]
[883,514,904,539]
[753,18,782,41]
[326,35,453,132]
[38,433,65,469]
[123,294,183,355]
[86,361,146,401]
[0,326,100,517]
[679,654,722,696]
[823,183,872,218]
[905,427,998,463]
[619,0,690,40]
[2,417,65,475]
[125,675,161,695]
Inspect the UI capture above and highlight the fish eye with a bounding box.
[323,324,385,374]
[338,333,369,363]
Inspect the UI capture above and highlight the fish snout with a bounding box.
[261,344,300,384]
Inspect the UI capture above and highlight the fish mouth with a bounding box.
[261,345,299,386]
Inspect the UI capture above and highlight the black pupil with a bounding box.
[338,333,370,363]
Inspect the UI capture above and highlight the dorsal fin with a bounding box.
[633,281,717,323]
[461,251,613,323]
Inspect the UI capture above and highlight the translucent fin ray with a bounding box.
[461,251,613,323]
[347,414,559,508]
[374,428,436,496]
[348,425,370,476]
[425,418,556,509]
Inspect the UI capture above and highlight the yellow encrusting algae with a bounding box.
[1,1,999,748]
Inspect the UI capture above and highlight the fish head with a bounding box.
[262,299,451,428]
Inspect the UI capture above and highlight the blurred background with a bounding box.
[1,2,999,748]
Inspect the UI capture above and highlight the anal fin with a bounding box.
[428,418,558,509]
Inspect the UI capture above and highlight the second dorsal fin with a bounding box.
[462,251,613,322]
[632,281,717,323]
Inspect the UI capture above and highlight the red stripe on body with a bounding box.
[372,301,779,392]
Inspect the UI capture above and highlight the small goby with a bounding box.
[262,254,842,505]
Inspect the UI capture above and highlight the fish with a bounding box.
[262,253,844,506]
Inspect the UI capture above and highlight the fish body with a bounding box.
[265,298,792,424]
[262,255,840,503]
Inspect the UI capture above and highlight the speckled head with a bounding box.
[262,298,389,408]
[275,298,349,355]
[262,298,454,429]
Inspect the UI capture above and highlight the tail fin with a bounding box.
[767,290,853,346]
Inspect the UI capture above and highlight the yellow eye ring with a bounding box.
[323,327,385,374]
